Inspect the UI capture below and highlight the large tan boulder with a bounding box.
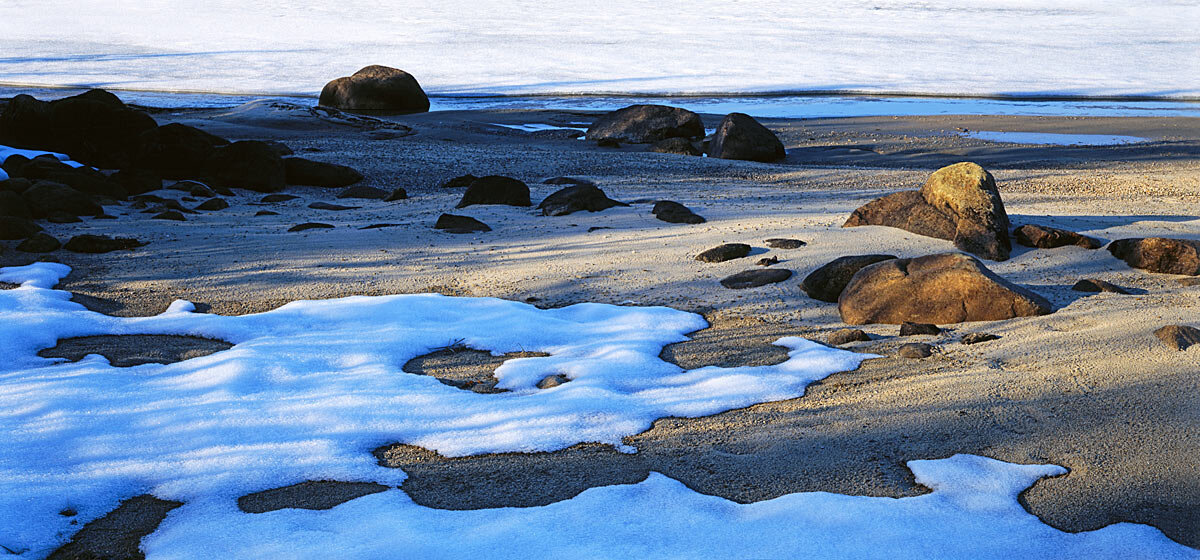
[838,252,1051,325]
[1108,237,1200,275]
[844,162,1012,261]
[319,66,430,113]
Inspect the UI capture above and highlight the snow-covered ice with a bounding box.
[0,1,1196,99]
[961,131,1150,146]
[0,145,84,171]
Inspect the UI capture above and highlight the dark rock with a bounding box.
[827,328,870,346]
[46,211,83,223]
[153,210,186,221]
[756,256,780,266]
[845,162,1012,261]
[110,167,161,196]
[195,197,229,211]
[764,238,806,249]
[695,243,752,263]
[1,177,32,194]
[22,181,102,217]
[17,157,124,198]
[596,138,621,148]
[648,137,701,156]
[260,194,299,203]
[537,184,627,216]
[1108,238,1200,275]
[186,183,217,198]
[284,157,364,188]
[441,174,477,188]
[543,177,595,187]
[0,216,41,240]
[360,223,403,230]
[205,140,286,193]
[1072,278,1129,294]
[839,253,1052,325]
[0,90,157,169]
[16,232,60,252]
[899,322,942,336]
[137,122,228,178]
[288,222,334,232]
[707,113,786,162]
[255,210,279,216]
[456,176,531,208]
[63,234,145,253]
[898,343,934,358]
[384,187,408,201]
[651,200,705,224]
[536,374,570,389]
[801,254,898,303]
[1179,277,1200,287]
[319,65,430,113]
[0,190,30,217]
[434,214,490,233]
[1154,325,1200,351]
[586,104,704,144]
[961,333,1000,345]
[1013,224,1102,250]
[308,202,359,211]
[719,268,792,289]
[336,186,388,199]
[261,140,294,157]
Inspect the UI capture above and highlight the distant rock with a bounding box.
[255,210,279,216]
[205,141,286,193]
[1108,237,1200,275]
[308,202,359,211]
[764,238,806,249]
[319,65,430,113]
[845,162,1012,261]
[899,322,941,336]
[337,186,388,200]
[648,137,701,156]
[543,177,595,187]
[651,200,705,224]
[360,223,403,230]
[537,184,627,216]
[16,232,59,253]
[1154,325,1200,351]
[21,181,102,218]
[695,243,751,263]
[719,268,792,289]
[827,328,870,346]
[1071,278,1129,294]
[536,374,570,389]
[756,256,780,266]
[152,210,186,221]
[707,113,786,162]
[435,213,491,233]
[898,343,934,358]
[0,216,41,240]
[1013,224,1101,250]
[285,157,364,188]
[288,222,334,232]
[63,234,145,253]
[441,174,478,188]
[456,176,531,208]
[384,187,408,201]
[195,197,229,211]
[585,104,704,144]
[801,254,898,303]
[961,333,1000,345]
[838,253,1051,325]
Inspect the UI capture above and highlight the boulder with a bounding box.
[0,90,157,169]
[194,198,229,211]
[537,184,627,216]
[152,210,186,221]
[435,214,491,233]
[707,113,786,162]
[456,176,531,208]
[0,190,30,218]
[1108,238,1200,275]
[898,343,934,358]
[137,123,228,178]
[16,232,60,253]
[204,141,286,193]
[585,105,704,144]
[384,187,408,201]
[1154,325,1200,351]
[844,162,1012,261]
[1013,224,1101,250]
[801,254,898,303]
[827,329,870,346]
[695,243,751,263]
[21,181,102,218]
[648,137,701,156]
[838,252,1052,325]
[308,202,358,211]
[441,174,478,188]
[284,157,364,188]
[764,238,805,249]
[719,268,792,289]
[318,65,430,113]
[1071,279,1129,294]
[15,157,124,198]
[899,322,941,336]
[543,177,595,187]
[288,222,334,232]
[110,168,162,196]
[337,186,388,200]
[651,200,705,224]
[0,216,41,240]
[1,177,32,194]
[63,234,144,253]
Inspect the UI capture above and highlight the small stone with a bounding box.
[764,238,806,249]
[651,200,705,224]
[695,243,752,263]
[288,222,334,232]
[308,202,359,211]
[360,223,403,230]
[536,374,569,389]
[195,197,229,211]
[898,343,934,358]
[961,333,999,345]
[384,188,408,201]
[1071,279,1129,294]
[255,210,279,216]
[152,210,186,221]
[827,329,870,346]
[260,194,299,203]
[16,232,60,253]
[899,322,941,336]
[756,256,780,266]
[1154,325,1200,351]
[719,268,792,289]
[434,214,490,233]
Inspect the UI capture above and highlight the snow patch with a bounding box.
[961,131,1150,146]
[0,145,85,168]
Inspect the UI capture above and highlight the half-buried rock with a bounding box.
[284,157,364,188]
[696,243,751,263]
[195,197,229,211]
[318,65,430,113]
[1013,224,1102,250]
[337,186,388,200]
[63,234,145,253]
[838,252,1052,325]
[648,137,701,156]
[585,104,704,144]
[1108,237,1200,275]
[288,222,334,232]
[719,268,792,289]
[16,232,59,253]
[457,176,531,208]
[652,200,705,224]
[0,216,41,240]
[845,162,1011,261]
[308,202,359,211]
[801,254,897,303]
[707,113,786,162]
[435,214,490,233]
[537,184,627,216]
[205,140,286,193]
[1071,279,1129,294]
[1154,325,1200,351]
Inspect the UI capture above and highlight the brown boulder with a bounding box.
[801,254,898,303]
[838,252,1052,325]
[707,113,786,162]
[695,243,752,263]
[1154,325,1200,351]
[585,105,704,144]
[1108,238,1200,275]
[318,65,430,113]
[1013,224,1102,250]
[845,162,1011,261]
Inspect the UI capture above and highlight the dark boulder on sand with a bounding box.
[137,123,229,179]
[696,243,751,263]
[845,162,1012,261]
[652,200,705,224]
[1072,278,1129,294]
[765,238,806,249]
[1154,325,1200,351]
[0,89,157,169]
[1108,237,1200,275]
[441,174,478,188]
[337,186,388,200]
[719,268,792,289]
[205,141,285,193]
[0,190,30,218]
[649,137,702,156]
[802,254,898,303]
[537,184,627,216]
[707,113,786,162]
[21,181,102,218]
[435,214,491,233]
[384,187,408,201]
[63,234,145,253]
[288,222,335,232]
[284,157,364,188]
[1013,224,1101,250]
[457,176,531,208]
[319,65,430,113]
[16,232,60,253]
[194,197,229,211]
[0,216,41,240]
[586,105,704,144]
[12,156,125,198]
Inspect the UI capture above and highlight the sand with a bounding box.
[6,101,1199,551]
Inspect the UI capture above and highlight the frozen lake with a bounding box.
[0,1,1197,99]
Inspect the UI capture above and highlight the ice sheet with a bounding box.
[962,131,1150,145]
